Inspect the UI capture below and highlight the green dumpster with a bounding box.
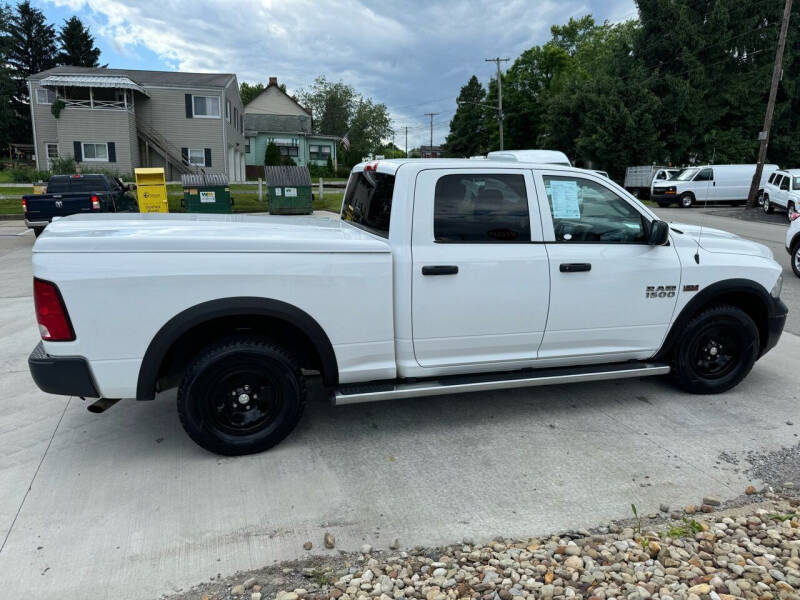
[265,166,313,215]
[181,172,232,213]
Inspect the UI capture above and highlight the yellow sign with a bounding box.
[135,167,168,213]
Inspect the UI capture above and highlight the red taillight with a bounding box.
[91,195,100,210]
[363,162,378,172]
[22,198,27,213]
[791,211,800,221]
[33,278,75,341]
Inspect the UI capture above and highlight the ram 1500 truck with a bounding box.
[23,174,138,236]
[28,156,788,455]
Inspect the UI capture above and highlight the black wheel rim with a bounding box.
[690,325,741,380]
[199,356,285,436]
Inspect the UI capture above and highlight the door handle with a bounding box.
[560,263,591,273]
[422,265,459,276]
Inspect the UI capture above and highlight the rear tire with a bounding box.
[763,195,774,213]
[33,227,44,237]
[679,193,694,208]
[177,336,306,455]
[672,304,759,394]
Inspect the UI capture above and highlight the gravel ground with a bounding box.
[703,207,789,225]
[162,494,800,600]
[746,443,800,494]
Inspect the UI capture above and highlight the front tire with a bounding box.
[177,336,306,455]
[672,305,759,394]
[791,242,800,278]
[656,200,671,208]
[679,193,694,208]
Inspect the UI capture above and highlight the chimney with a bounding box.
[269,76,278,86]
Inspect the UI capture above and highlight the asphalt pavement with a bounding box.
[0,210,798,600]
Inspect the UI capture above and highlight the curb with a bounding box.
[0,214,23,221]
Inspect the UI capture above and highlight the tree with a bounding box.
[57,16,100,67]
[443,75,489,157]
[240,82,265,106]
[6,1,58,142]
[297,76,355,136]
[341,98,392,167]
[264,141,281,166]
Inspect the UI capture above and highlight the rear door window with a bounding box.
[69,176,109,193]
[433,173,530,242]
[341,171,395,238]
[45,177,70,193]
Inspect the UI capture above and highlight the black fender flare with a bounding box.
[136,297,338,399]
[653,278,782,361]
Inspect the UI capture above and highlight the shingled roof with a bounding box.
[29,66,235,88]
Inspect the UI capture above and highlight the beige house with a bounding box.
[28,66,246,181]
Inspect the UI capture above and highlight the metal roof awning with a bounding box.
[39,75,149,96]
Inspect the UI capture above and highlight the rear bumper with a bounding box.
[24,218,49,228]
[762,297,788,356]
[28,342,100,398]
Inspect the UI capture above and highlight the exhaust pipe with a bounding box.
[87,398,121,414]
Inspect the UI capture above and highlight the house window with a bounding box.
[278,144,298,157]
[310,144,332,161]
[82,142,108,161]
[36,88,57,104]
[46,143,59,160]
[187,148,206,166]
[226,99,231,122]
[233,106,238,129]
[193,95,220,118]
[245,138,251,153]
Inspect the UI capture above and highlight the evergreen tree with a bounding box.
[264,141,281,166]
[57,16,100,67]
[443,75,489,157]
[240,82,265,106]
[6,1,57,142]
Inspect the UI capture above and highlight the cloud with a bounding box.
[43,0,636,147]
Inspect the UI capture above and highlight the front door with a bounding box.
[535,172,681,362]
[411,169,550,368]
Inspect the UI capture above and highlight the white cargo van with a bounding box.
[652,164,779,208]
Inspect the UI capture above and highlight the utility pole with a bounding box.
[485,57,509,150]
[747,0,793,208]
[424,112,439,153]
[405,126,408,158]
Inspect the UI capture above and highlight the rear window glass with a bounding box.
[341,171,395,238]
[46,176,107,193]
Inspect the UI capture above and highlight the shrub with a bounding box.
[264,142,281,166]
[49,156,77,175]
[7,166,48,183]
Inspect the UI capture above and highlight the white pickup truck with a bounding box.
[29,157,787,455]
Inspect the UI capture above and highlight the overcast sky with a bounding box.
[38,0,637,149]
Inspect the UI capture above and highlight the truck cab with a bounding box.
[28,158,787,455]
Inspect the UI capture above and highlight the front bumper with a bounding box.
[762,297,788,356]
[651,191,676,203]
[28,342,100,398]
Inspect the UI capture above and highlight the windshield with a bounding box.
[675,168,699,181]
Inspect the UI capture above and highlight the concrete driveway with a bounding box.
[1,212,799,599]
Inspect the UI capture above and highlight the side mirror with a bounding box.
[127,183,137,191]
[649,219,670,246]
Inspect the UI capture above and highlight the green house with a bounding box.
[243,77,339,179]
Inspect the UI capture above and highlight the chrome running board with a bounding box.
[333,362,670,406]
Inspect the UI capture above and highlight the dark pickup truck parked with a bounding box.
[23,174,138,236]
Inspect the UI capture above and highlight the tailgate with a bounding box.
[25,194,94,221]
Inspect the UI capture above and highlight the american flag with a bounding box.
[340,131,350,151]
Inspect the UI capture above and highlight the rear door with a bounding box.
[411,168,550,368]
[536,171,681,361]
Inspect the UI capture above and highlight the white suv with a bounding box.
[763,169,800,221]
